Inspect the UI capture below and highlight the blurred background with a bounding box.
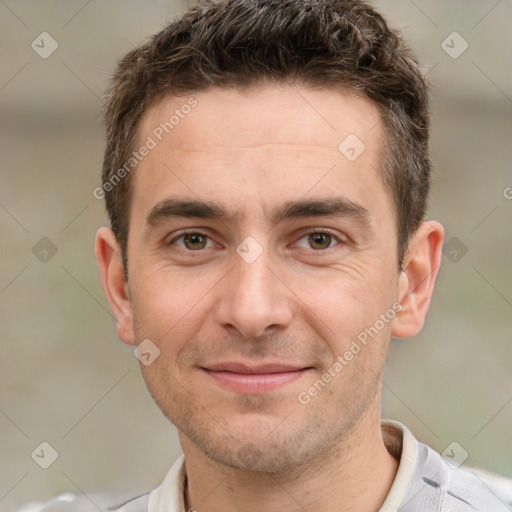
[1,0,511,509]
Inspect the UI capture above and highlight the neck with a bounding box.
[181,404,399,512]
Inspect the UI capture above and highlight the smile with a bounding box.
[202,363,312,393]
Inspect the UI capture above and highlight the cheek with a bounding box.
[297,276,397,386]
[299,268,394,338]
[130,279,206,375]
[133,268,210,325]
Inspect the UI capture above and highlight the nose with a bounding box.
[213,245,294,340]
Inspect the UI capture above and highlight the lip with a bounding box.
[202,362,312,393]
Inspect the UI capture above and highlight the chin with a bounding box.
[180,410,330,473]
[206,435,313,473]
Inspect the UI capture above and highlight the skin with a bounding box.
[96,84,444,512]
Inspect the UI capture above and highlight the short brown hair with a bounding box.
[102,0,431,275]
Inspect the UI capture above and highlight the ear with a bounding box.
[391,220,445,338]
[95,227,135,345]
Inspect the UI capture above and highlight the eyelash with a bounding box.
[166,228,346,253]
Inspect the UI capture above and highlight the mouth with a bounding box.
[201,362,313,393]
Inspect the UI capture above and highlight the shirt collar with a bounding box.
[148,420,418,512]
[378,419,419,511]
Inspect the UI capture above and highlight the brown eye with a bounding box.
[183,233,208,250]
[308,232,333,250]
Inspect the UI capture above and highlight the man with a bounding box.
[29,0,512,510]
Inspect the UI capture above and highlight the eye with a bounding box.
[295,230,343,250]
[168,231,215,251]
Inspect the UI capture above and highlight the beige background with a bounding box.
[1,0,511,509]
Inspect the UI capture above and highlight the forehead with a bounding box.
[131,84,390,226]
[138,84,382,156]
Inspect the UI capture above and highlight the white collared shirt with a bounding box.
[20,420,512,511]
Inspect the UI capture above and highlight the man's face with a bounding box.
[124,84,402,471]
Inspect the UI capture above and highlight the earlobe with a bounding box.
[95,227,136,345]
[391,221,445,339]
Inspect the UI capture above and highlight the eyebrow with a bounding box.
[144,197,371,230]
